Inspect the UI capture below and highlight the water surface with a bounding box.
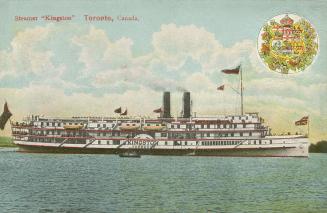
[0,148,326,213]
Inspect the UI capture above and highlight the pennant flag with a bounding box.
[153,108,162,113]
[295,116,309,126]
[114,107,122,114]
[217,85,225,91]
[0,102,12,130]
[221,65,240,74]
[121,109,128,116]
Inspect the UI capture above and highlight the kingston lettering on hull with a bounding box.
[126,139,159,146]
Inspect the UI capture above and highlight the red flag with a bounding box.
[0,102,12,130]
[121,109,127,116]
[222,65,240,74]
[217,85,224,91]
[153,108,162,113]
[295,116,309,126]
[114,107,122,114]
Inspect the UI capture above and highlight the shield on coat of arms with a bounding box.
[258,14,319,74]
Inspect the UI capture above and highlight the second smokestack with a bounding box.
[182,92,191,118]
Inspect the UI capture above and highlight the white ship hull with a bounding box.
[14,136,309,157]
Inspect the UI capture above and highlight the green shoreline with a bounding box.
[0,136,17,147]
[0,136,326,152]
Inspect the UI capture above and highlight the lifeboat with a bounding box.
[120,123,140,130]
[63,124,84,130]
[143,124,165,131]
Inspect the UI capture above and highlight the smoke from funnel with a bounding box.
[176,86,188,92]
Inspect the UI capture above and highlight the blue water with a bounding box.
[0,148,326,213]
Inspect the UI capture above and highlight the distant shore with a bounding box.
[309,141,327,153]
[0,136,17,147]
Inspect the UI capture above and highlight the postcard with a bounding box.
[0,0,326,212]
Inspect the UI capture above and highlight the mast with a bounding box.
[221,64,244,115]
[307,117,310,137]
[240,65,244,115]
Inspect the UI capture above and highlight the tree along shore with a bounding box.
[309,141,327,153]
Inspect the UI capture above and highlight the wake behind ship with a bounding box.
[11,91,309,157]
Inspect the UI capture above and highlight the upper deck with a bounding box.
[11,113,268,140]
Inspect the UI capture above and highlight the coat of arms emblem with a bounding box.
[258,14,318,74]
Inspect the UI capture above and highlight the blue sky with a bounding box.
[0,0,327,141]
[1,0,326,50]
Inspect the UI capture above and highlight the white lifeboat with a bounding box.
[143,123,165,131]
[63,124,84,130]
[120,123,140,130]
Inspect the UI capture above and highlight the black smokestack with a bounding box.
[183,92,191,118]
[162,91,171,118]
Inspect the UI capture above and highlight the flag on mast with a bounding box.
[217,85,225,90]
[221,64,243,115]
[114,107,122,114]
[0,102,12,130]
[153,108,162,113]
[295,116,309,126]
[221,65,241,74]
[121,109,127,116]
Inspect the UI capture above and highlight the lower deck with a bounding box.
[14,139,309,157]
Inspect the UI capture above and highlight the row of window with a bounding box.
[123,123,164,126]
[33,130,87,136]
[202,141,239,146]
[97,123,115,128]
[38,121,261,129]
[31,138,86,144]
[170,132,254,138]
[170,124,254,129]
[198,132,252,137]
[97,132,120,136]
[231,116,250,120]
[201,139,273,146]
[40,122,83,127]
[94,132,167,137]
[94,139,273,146]
[96,123,165,128]
[95,140,121,145]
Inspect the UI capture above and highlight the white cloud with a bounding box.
[0,25,56,77]
[182,72,215,92]
[152,24,223,70]
[72,26,134,74]
[84,24,262,93]
[0,23,326,142]
[151,24,261,75]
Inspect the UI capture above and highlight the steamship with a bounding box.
[11,91,309,157]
